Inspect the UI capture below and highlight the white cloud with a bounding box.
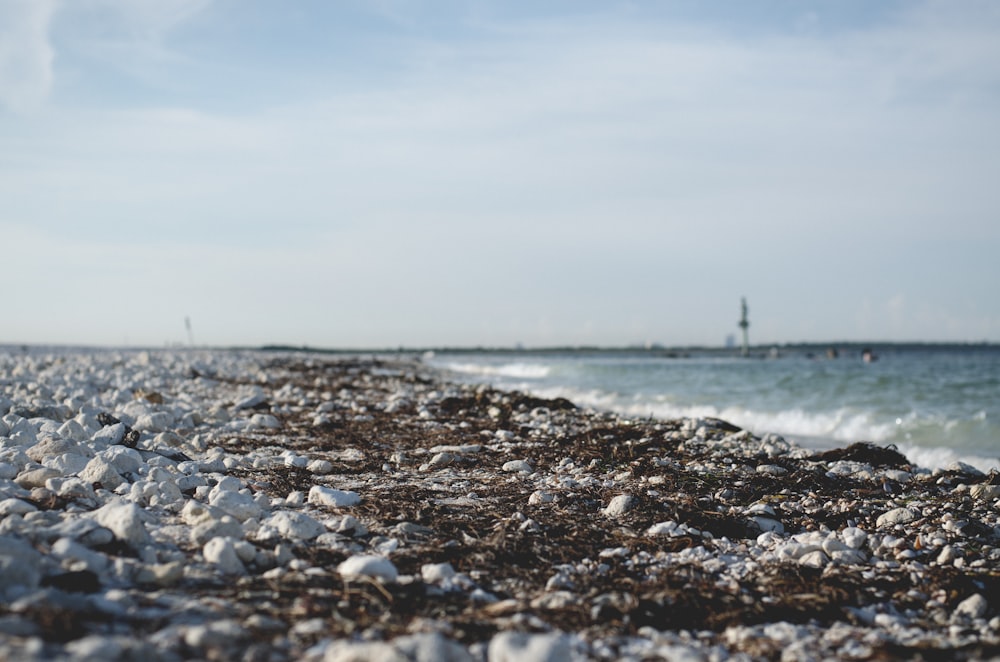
[0,0,56,112]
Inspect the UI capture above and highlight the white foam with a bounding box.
[896,444,1000,473]
[439,361,551,380]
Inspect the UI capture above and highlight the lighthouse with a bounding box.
[738,297,750,357]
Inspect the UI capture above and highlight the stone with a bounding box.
[308,459,333,474]
[969,484,1000,501]
[876,507,919,528]
[798,550,831,568]
[487,631,571,662]
[261,511,324,540]
[756,464,787,476]
[93,423,126,446]
[0,535,43,595]
[953,593,988,621]
[647,521,678,536]
[308,485,361,508]
[14,467,61,489]
[209,487,263,522]
[248,413,281,430]
[0,498,36,516]
[324,640,403,662]
[65,635,125,660]
[394,633,473,662]
[192,515,245,546]
[79,457,126,491]
[752,516,785,534]
[91,500,151,547]
[101,446,144,474]
[528,491,555,505]
[203,537,247,575]
[502,460,533,474]
[841,527,868,550]
[44,452,90,475]
[337,555,398,582]
[421,562,456,585]
[25,436,85,463]
[51,538,109,575]
[602,494,635,518]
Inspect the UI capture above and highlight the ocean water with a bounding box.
[425,345,1000,473]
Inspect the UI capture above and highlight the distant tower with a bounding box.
[738,297,749,357]
[185,316,194,347]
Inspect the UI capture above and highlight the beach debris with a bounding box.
[0,349,999,661]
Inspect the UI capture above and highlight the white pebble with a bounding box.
[337,555,398,583]
[876,507,918,528]
[307,485,361,508]
[203,537,246,575]
[91,499,151,547]
[502,460,533,474]
[487,631,571,662]
[602,494,635,518]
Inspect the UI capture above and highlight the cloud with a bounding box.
[0,0,56,112]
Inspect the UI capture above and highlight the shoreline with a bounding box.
[1,350,999,660]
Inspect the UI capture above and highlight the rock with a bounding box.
[528,491,555,505]
[79,457,126,491]
[192,515,245,546]
[134,561,184,587]
[25,436,85,463]
[487,631,571,662]
[324,640,403,662]
[337,555,398,582]
[876,507,919,528]
[65,635,125,660]
[650,521,684,537]
[51,537,110,575]
[0,498,36,516]
[602,494,635,518]
[756,464,787,476]
[841,527,868,550]
[45,477,98,508]
[421,562,456,585]
[91,500,151,547]
[937,544,961,565]
[751,516,785,534]
[101,446,144,474]
[93,423,126,446]
[308,459,333,474]
[953,593,988,621]
[502,460,533,474]
[261,511,324,540]
[209,487,264,522]
[203,537,247,575]
[969,484,1000,501]
[0,535,43,595]
[248,413,281,430]
[324,633,472,662]
[43,452,90,475]
[14,467,61,489]
[945,462,985,477]
[307,485,361,508]
[798,550,831,568]
[234,391,268,410]
[394,633,473,662]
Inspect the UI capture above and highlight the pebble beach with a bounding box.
[1,349,999,661]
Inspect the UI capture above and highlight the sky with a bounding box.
[2,0,999,349]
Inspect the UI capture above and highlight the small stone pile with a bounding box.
[0,349,999,660]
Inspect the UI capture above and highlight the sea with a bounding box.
[424,344,1000,474]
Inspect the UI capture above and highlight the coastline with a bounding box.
[1,350,999,660]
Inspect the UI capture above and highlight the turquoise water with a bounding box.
[427,345,1000,473]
